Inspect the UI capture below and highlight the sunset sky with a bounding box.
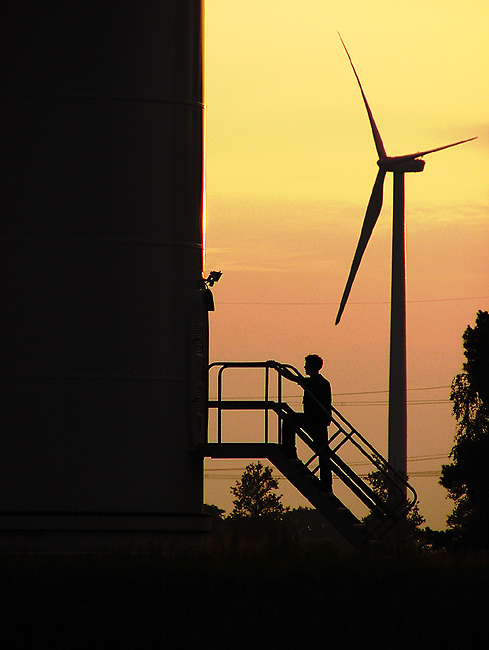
[203,0,489,529]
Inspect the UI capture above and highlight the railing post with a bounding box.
[264,365,269,443]
[277,369,282,444]
[217,365,224,444]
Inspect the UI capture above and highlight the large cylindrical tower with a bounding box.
[0,1,209,550]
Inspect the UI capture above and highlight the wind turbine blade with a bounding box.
[338,32,387,161]
[335,168,387,325]
[395,137,478,162]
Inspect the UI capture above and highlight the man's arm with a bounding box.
[266,360,299,383]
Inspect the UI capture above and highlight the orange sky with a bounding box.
[203,0,489,529]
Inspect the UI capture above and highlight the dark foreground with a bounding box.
[1,547,487,649]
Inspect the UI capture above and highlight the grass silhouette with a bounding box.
[1,547,487,648]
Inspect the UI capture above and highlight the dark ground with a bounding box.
[0,548,487,649]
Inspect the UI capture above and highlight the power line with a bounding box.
[210,385,450,400]
[218,296,488,306]
[336,385,450,396]
[205,471,443,480]
[204,453,451,480]
[205,453,448,470]
[333,397,453,406]
[209,385,452,407]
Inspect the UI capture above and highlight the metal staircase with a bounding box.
[202,361,417,549]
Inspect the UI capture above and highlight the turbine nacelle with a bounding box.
[379,158,425,173]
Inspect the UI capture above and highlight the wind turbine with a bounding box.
[335,34,476,481]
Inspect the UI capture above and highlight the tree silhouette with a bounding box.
[439,310,489,549]
[363,469,425,548]
[204,503,226,535]
[229,461,288,521]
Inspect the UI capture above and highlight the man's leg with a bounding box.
[281,413,301,459]
[318,450,333,492]
[311,427,332,492]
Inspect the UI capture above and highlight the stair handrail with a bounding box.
[270,362,417,527]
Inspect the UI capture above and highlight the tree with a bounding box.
[439,310,489,549]
[229,461,288,521]
[204,503,226,535]
[282,507,335,543]
[461,309,489,406]
[363,469,425,548]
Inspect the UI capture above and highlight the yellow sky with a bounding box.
[203,0,489,529]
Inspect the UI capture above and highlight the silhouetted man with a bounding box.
[279,354,333,493]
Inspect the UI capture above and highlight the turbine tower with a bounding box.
[335,34,476,481]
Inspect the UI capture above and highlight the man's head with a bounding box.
[304,354,323,376]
